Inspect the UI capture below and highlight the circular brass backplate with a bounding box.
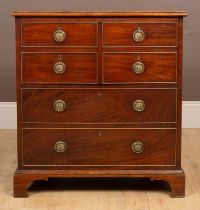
[133,99,145,112]
[53,100,66,112]
[132,61,145,74]
[133,28,145,42]
[54,62,66,74]
[53,29,66,42]
[54,141,66,153]
[132,141,144,154]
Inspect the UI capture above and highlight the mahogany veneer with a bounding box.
[103,53,177,83]
[22,53,97,83]
[12,11,187,198]
[103,22,177,46]
[22,88,176,123]
[22,128,176,166]
[22,22,98,47]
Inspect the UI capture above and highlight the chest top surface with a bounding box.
[12,11,187,17]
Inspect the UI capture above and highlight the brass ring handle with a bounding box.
[54,62,66,74]
[132,61,145,74]
[53,29,66,42]
[132,141,144,154]
[53,100,66,112]
[133,99,145,112]
[132,28,145,42]
[54,141,66,153]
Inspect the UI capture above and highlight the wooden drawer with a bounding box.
[103,22,177,47]
[22,128,176,166]
[103,53,177,83]
[22,22,97,47]
[22,88,176,123]
[22,53,97,84]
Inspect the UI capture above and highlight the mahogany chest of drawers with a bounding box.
[12,11,187,197]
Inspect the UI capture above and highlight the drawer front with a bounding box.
[103,22,177,46]
[22,53,97,84]
[22,22,97,46]
[103,53,177,83]
[22,88,176,123]
[22,129,176,166]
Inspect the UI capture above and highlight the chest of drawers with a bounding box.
[12,11,187,197]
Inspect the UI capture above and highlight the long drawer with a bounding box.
[22,128,176,166]
[103,53,177,83]
[21,53,97,84]
[22,88,176,123]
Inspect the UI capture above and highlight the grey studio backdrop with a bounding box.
[0,0,199,101]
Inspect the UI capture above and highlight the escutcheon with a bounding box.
[132,141,144,153]
[132,61,145,74]
[133,99,145,112]
[53,100,66,112]
[132,28,145,42]
[53,29,66,42]
[53,62,66,74]
[54,141,66,153]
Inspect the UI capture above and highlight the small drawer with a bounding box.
[22,128,176,166]
[22,53,97,84]
[22,22,97,47]
[103,53,177,83]
[22,88,176,123]
[103,22,177,47]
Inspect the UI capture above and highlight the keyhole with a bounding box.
[98,91,102,96]
[57,55,62,61]
[137,55,140,60]
[98,130,102,136]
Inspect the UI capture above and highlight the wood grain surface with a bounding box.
[22,53,97,83]
[22,128,176,167]
[103,22,177,46]
[21,88,177,123]
[103,53,177,83]
[22,22,98,47]
[12,11,188,17]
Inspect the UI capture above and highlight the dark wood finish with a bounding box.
[14,169,185,198]
[15,17,23,170]
[22,53,97,83]
[13,11,186,198]
[103,22,177,46]
[21,83,178,89]
[103,53,177,83]
[22,22,97,47]
[150,170,185,197]
[22,88,176,123]
[176,18,183,167]
[103,46,177,53]
[97,21,103,84]
[22,128,176,166]
[22,123,177,129]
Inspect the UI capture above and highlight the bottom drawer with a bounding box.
[22,128,176,167]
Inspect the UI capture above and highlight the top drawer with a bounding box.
[103,22,177,47]
[21,22,98,47]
